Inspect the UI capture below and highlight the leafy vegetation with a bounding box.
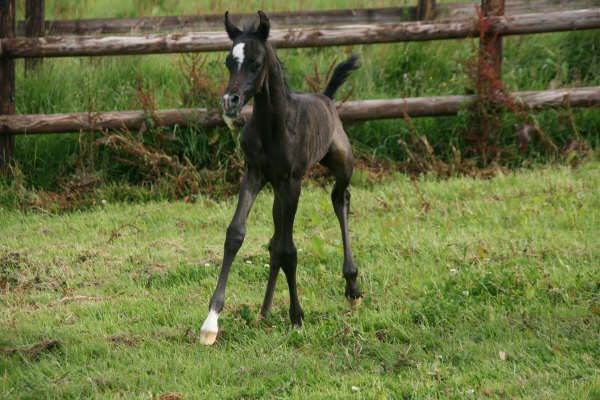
[3,0,599,201]
[1,163,599,398]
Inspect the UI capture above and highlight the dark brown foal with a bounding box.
[200,11,361,345]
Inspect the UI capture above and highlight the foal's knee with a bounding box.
[273,243,297,271]
[343,258,358,284]
[280,247,297,270]
[224,224,245,254]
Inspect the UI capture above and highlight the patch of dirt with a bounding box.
[59,295,104,305]
[354,156,399,182]
[1,252,33,291]
[1,339,61,360]
[159,392,183,400]
[184,328,200,344]
[108,223,141,243]
[76,250,98,264]
[106,334,139,347]
[0,252,78,293]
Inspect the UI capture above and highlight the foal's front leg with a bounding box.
[200,167,265,345]
[268,179,304,327]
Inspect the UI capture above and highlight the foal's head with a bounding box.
[221,11,270,118]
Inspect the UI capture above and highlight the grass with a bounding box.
[8,0,600,191]
[1,163,599,399]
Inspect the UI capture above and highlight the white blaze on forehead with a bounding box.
[232,43,245,70]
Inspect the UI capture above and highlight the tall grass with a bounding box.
[7,1,600,195]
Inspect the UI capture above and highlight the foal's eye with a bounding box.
[248,62,260,73]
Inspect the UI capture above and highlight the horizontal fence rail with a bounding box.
[17,8,428,36]
[3,9,599,58]
[2,87,598,135]
[14,0,598,35]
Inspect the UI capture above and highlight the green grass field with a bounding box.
[2,163,599,399]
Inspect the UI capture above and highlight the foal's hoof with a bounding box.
[346,296,362,309]
[200,310,219,345]
[199,329,218,346]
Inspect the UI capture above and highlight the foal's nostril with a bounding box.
[230,94,240,106]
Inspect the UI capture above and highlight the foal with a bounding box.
[200,11,361,345]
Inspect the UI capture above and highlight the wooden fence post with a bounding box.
[25,0,45,74]
[417,0,436,21]
[481,0,504,78]
[0,0,16,172]
[477,0,505,163]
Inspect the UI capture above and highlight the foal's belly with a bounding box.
[260,152,306,183]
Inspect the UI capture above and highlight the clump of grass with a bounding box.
[95,75,242,201]
[98,129,201,200]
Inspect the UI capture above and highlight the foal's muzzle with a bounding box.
[221,93,243,118]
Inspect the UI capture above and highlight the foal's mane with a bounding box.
[264,42,291,96]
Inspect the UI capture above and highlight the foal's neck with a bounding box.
[253,44,290,133]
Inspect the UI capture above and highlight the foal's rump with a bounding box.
[285,55,359,173]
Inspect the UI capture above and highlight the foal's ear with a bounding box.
[224,11,242,41]
[255,11,270,41]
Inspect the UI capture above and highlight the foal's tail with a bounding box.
[323,54,360,100]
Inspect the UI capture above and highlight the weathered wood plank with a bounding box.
[0,0,15,170]
[4,9,600,59]
[16,7,421,36]
[1,87,598,135]
[417,0,599,20]
[337,86,600,120]
[0,108,223,134]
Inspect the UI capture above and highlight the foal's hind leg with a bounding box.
[332,178,362,306]
[321,131,362,306]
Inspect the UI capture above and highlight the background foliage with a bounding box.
[2,0,600,206]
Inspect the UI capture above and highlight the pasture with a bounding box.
[2,0,600,398]
[2,164,599,399]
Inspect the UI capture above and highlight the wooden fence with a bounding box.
[14,0,599,35]
[1,0,600,169]
[1,87,598,135]
[4,9,600,58]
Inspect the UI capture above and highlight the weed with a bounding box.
[178,53,223,108]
